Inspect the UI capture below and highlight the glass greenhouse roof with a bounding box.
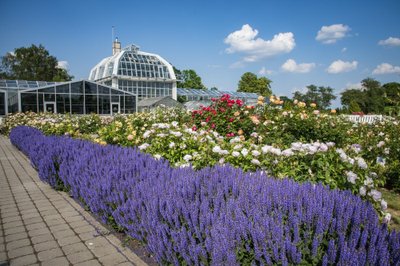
[0,80,63,89]
[177,88,258,98]
[89,44,176,81]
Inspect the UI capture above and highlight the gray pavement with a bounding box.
[0,135,148,266]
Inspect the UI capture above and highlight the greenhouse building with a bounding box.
[0,79,137,116]
[88,39,177,101]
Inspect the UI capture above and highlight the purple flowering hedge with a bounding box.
[10,126,400,265]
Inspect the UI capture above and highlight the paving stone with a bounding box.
[67,250,94,264]
[6,239,31,250]
[64,215,84,223]
[78,232,97,241]
[40,210,58,217]
[49,224,70,233]
[2,215,22,224]
[43,214,62,221]
[70,220,90,228]
[37,247,63,262]
[33,240,59,252]
[85,237,109,248]
[9,254,37,266]
[61,242,88,255]
[92,243,119,257]
[60,211,79,218]
[116,262,135,266]
[3,221,24,229]
[57,235,81,247]
[40,256,70,266]
[53,229,75,239]
[98,252,128,266]
[75,259,102,266]
[45,219,65,227]
[26,223,47,231]
[5,232,28,242]
[0,251,6,262]
[28,228,50,237]
[23,217,43,225]
[4,226,26,236]
[74,225,95,234]
[0,243,4,252]
[31,234,54,244]
[8,246,34,259]
[21,212,40,220]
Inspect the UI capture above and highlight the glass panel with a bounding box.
[85,94,98,114]
[99,95,110,114]
[70,94,84,114]
[21,93,38,113]
[43,93,55,101]
[40,86,55,93]
[71,82,83,94]
[56,84,69,94]
[111,95,119,102]
[0,92,5,115]
[56,94,70,113]
[98,85,110,95]
[124,95,136,113]
[85,82,97,94]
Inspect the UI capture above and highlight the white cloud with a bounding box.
[281,59,315,73]
[224,24,295,62]
[57,61,69,70]
[316,24,351,44]
[326,60,358,73]
[378,37,400,46]
[372,63,400,74]
[258,67,273,75]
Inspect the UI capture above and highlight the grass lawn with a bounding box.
[381,188,400,231]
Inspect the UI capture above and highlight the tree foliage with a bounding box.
[0,44,73,81]
[174,67,206,89]
[292,85,337,109]
[341,78,400,115]
[238,72,272,96]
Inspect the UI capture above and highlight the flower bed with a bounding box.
[10,126,400,265]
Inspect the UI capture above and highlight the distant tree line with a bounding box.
[341,78,400,116]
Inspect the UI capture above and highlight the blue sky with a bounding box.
[1,0,399,107]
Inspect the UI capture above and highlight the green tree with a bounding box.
[238,72,272,96]
[292,85,336,109]
[382,82,400,116]
[349,100,362,113]
[341,88,367,112]
[0,44,73,81]
[362,78,384,114]
[174,68,206,89]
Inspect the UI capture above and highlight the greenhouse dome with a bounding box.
[89,39,177,101]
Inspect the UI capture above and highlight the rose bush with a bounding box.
[2,95,399,218]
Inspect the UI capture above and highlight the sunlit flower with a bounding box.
[346,171,358,184]
[310,103,317,108]
[251,159,261,165]
[139,143,150,150]
[359,186,366,196]
[183,155,192,162]
[241,148,249,156]
[368,189,382,201]
[232,151,240,157]
[383,213,391,224]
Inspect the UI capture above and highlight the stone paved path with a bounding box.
[0,135,148,266]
